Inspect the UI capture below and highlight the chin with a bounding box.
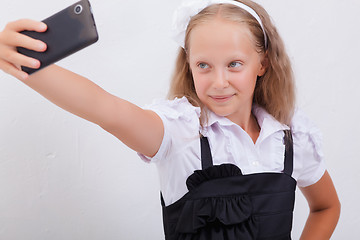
[210,107,233,118]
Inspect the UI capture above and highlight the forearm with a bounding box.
[24,64,114,126]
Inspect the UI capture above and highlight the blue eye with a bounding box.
[198,63,209,69]
[229,62,242,68]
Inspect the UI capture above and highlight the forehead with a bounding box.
[188,18,257,58]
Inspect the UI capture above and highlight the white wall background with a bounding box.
[0,0,359,239]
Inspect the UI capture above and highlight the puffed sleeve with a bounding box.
[137,97,201,163]
[291,109,327,188]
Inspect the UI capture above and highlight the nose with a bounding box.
[213,69,229,89]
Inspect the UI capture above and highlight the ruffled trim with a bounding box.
[291,109,324,159]
[186,164,243,191]
[176,195,254,234]
[143,97,201,122]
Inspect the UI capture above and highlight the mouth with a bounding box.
[209,94,235,103]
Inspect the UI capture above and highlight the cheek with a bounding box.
[193,74,208,97]
[230,72,257,93]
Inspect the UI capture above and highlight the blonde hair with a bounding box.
[168,0,295,125]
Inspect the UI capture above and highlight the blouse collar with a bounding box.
[202,104,290,140]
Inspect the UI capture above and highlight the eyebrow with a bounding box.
[189,52,249,63]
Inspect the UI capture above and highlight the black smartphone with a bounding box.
[17,0,98,74]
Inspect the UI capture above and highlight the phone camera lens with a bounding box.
[74,4,83,14]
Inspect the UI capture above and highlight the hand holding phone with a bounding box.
[17,0,98,74]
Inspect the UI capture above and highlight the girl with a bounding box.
[0,0,340,239]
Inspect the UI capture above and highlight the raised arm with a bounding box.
[0,19,163,158]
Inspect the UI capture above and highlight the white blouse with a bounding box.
[139,97,326,206]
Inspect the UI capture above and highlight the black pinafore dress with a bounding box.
[161,130,296,240]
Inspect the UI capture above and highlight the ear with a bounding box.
[258,52,269,77]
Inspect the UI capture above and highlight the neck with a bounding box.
[227,106,260,144]
[248,114,260,143]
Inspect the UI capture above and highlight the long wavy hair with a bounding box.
[167,0,296,125]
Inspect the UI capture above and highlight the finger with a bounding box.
[3,31,47,52]
[0,59,28,81]
[0,45,41,69]
[5,19,47,33]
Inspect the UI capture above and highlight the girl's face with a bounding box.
[188,18,266,124]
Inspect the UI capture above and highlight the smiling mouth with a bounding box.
[210,94,235,102]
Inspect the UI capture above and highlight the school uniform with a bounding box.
[139,97,326,239]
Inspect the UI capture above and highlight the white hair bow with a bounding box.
[171,0,267,49]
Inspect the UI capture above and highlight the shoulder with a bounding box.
[139,97,201,163]
[290,108,323,160]
[290,109,326,187]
